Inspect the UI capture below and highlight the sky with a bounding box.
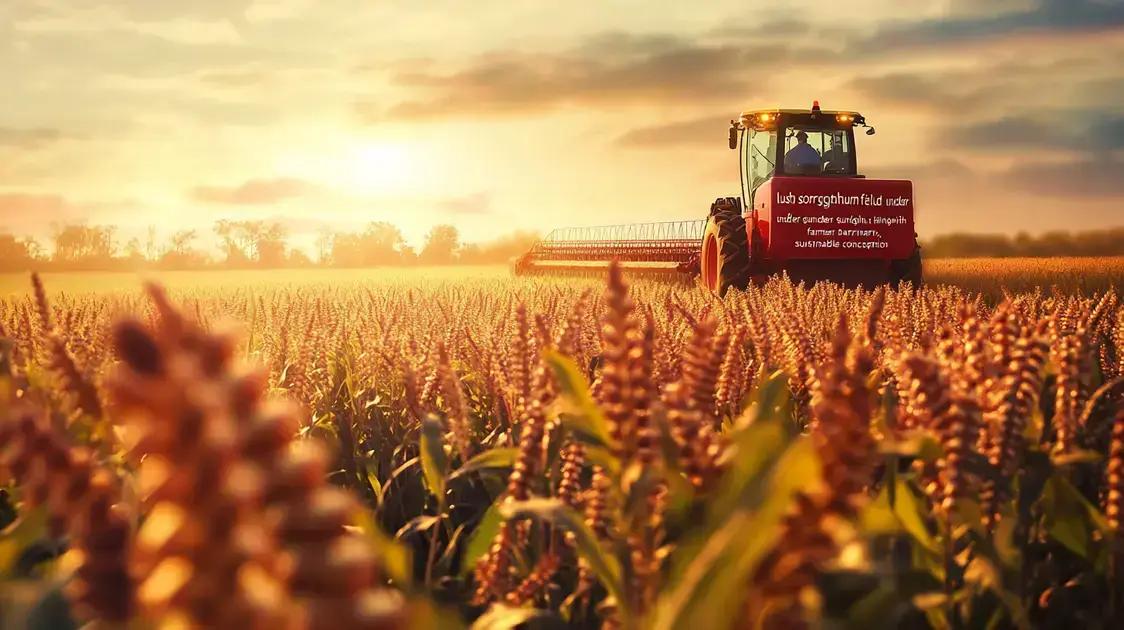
[1,0,1123,254]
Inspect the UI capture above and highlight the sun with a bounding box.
[275,140,424,196]
[346,143,421,193]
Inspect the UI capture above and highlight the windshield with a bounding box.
[749,130,776,190]
[781,126,853,176]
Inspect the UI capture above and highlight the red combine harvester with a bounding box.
[515,102,922,293]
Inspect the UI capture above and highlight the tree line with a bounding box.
[4,221,1123,272]
[0,220,540,272]
[920,227,1124,258]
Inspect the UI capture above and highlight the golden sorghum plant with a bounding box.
[1,267,1122,630]
[3,283,406,629]
[748,315,878,629]
[0,401,133,622]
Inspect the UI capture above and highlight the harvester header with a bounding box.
[514,220,707,276]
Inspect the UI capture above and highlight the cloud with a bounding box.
[190,177,310,204]
[1090,115,1124,151]
[0,127,70,149]
[947,115,1072,150]
[849,50,1119,113]
[196,67,269,87]
[849,72,1012,111]
[1005,157,1124,197]
[437,192,492,215]
[943,111,1124,153]
[615,116,729,148]
[0,192,86,231]
[366,3,1124,124]
[5,2,1124,241]
[885,114,1124,200]
[615,114,737,148]
[1080,76,1124,103]
[16,1,255,24]
[709,18,820,40]
[851,0,1124,53]
[368,35,831,121]
[865,158,976,183]
[15,29,257,79]
[876,152,1124,201]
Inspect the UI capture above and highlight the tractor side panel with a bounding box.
[758,177,915,260]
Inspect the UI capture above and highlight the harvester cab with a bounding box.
[515,102,922,292]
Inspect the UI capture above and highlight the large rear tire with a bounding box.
[701,198,751,295]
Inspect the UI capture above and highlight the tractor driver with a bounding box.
[784,130,821,174]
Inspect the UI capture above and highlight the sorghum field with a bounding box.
[1,262,1123,629]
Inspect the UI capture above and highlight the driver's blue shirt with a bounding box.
[784,142,821,171]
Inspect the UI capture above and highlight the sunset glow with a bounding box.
[1,1,1123,254]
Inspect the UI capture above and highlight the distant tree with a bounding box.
[145,226,158,261]
[327,222,408,267]
[420,224,460,264]
[23,237,44,261]
[924,233,1015,258]
[214,220,250,266]
[363,222,406,264]
[124,238,145,265]
[288,248,314,267]
[400,244,418,265]
[51,224,117,265]
[158,229,209,268]
[922,228,1124,258]
[257,224,288,267]
[106,227,118,256]
[328,232,361,267]
[0,234,34,271]
[168,230,197,255]
[315,228,334,264]
[1034,231,1076,257]
[213,220,288,267]
[457,243,482,262]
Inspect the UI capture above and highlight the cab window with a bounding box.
[748,129,776,193]
[781,127,854,175]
